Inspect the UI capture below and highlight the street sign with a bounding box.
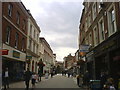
[79,45,90,52]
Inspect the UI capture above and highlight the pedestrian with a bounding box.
[31,72,36,88]
[24,68,32,90]
[45,70,49,79]
[38,68,42,81]
[100,71,107,89]
[3,68,9,90]
[83,70,90,87]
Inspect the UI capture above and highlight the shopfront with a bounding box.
[2,44,26,82]
[94,31,120,80]
[86,51,95,79]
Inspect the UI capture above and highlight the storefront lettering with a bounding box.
[13,50,20,58]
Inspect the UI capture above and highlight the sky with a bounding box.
[21,0,84,62]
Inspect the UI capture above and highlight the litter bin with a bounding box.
[90,80,101,90]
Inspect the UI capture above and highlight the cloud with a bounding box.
[22,1,83,61]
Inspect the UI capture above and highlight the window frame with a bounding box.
[107,4,117,37]
[8,3,13,17]
[6,26,11,44]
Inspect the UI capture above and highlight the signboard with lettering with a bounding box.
[79,45,90,52]
[2,49,9,55]
[26,56,32,59]
[13,50,20,58]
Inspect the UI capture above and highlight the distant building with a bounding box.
[40,37,54,72]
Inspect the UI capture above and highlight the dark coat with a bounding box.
[24,71,32,81]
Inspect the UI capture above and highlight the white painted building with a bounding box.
[26,11,41,73]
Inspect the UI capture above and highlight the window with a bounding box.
[93,26,98,46]
[88,12,91,27]
[16,12,20,24]
[8,3,13,17]
[29,39,31,49]
[21,38,25,51]
[23,20,26,30]
[33,43,35,53]
[92,3,97,20]
[89,32,92,46]
[34,30,36,38]
[108,7,117,36]
[85,18,88,32]
[99,18,105,42]
[6,26,11,44]
[15,33,19,48]
[30,25,32,36]
[85,36,89,45]
[37,34,39,41]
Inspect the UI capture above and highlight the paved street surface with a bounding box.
[35,74,78,88]
[8,74,86,89]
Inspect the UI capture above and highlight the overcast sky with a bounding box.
[21,0,84,62]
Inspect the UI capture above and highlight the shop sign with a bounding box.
[26,56,32,59]
[13,50,20,58]
[79,45,90,52]
[2,49,9,55]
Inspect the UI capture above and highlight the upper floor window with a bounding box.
[92,3,97,20]
[88,12,92,27]
[23,20,26,30]
[15,33,19,48]
[89,32,92,46]
[99,18,105,42]
[6,26,11,44]
[107,7,117,36]
[8,3,13,17]
[29,39,32,49]
[21,38,25,51]
[93,26,98,46]
[34,30,36,38]
[30,24,32,36]
[16,11,20,25]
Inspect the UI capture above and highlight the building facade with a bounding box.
[2,2,28,81]
[79,2,120,80]
[26,11,40,73]
[40,38,54,72]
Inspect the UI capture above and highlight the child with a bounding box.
[45,70,49,79]
[31,72,36,88]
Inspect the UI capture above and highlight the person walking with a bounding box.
[24,68,32,90]
[31,72,36,88]
[3,68,9,90]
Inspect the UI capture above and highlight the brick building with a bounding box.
[2,2,28,81]
[79,1,120,81]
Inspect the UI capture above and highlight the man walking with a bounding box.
[3,68,9,90]
[24,68,32,90]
